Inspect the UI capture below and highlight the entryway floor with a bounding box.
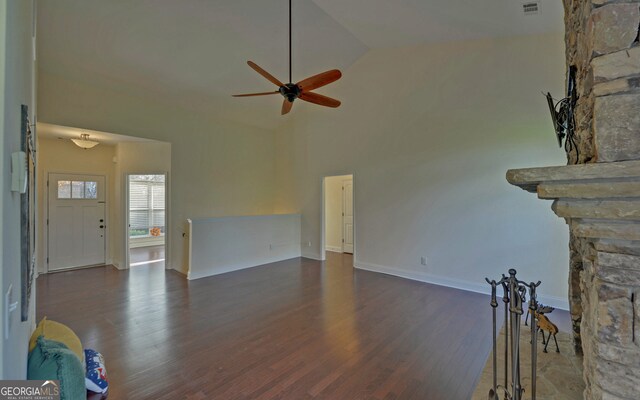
[129,245,164,267]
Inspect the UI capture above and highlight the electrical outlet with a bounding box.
[420,256,428,266]
[307,241,312,247]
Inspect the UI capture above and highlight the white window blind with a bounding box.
[129,178,165,237]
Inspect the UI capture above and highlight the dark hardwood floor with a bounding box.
[37,253,499,399]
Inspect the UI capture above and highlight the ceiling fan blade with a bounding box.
[296,69,342,92]
[281,99,293,115]
[247,61,284,87]
[299,92,341,108]
[232,91,280,97]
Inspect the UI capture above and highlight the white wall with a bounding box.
[112,141,171,268]
[1,0,36,378]
[36,137,117,272]
[187,214,301,280]
[35,138,171,271]
[275,33,570,308]
[0,0,6,378]
[36,28,571,308]
[324,175,351,252]
[38,72,276,274]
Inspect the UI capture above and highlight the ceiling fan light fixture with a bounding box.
[233,0,342,115]
[71,133,99,149]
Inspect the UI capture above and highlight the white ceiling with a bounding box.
[38,122,157,145]
[37,0,563,130]
[312,0,564,48]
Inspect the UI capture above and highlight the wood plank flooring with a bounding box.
[37,253,496,399]
[129,245,165,267]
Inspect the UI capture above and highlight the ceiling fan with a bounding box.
[233,0,342,115]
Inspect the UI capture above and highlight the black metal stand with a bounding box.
[486,269,541,400]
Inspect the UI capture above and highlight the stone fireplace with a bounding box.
[506,1,639,398]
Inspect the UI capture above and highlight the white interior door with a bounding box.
[48,173,106,271]
[342,179,354,253]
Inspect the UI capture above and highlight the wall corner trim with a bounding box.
[301,253,322,261]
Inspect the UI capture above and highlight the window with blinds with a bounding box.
[129,176,165,237]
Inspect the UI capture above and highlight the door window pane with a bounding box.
[57,181,71,198]
[71,181,85,199]
[57,179,100,200]
[85,181,98,199]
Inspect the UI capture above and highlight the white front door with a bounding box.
[342,179,354,254]
[48,173,106,271]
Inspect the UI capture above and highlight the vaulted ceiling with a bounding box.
[37,0,563,130]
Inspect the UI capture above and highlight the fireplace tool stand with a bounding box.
[486,269,541,400]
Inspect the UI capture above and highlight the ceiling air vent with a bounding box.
[522,2,540,16]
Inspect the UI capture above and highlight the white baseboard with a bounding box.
[187,255,301,280]
[325,246,343,253]
[187,264,251,280]
[172,267,188,277]
[113,261,127,270]
[354,260,569,310]
[302,251,322,260]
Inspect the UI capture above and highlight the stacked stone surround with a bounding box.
[507,163,640,399]
[506,1,640,398]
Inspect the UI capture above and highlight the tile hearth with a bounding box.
[472,320,584,400]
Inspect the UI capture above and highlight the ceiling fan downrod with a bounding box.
[232,0,342,115]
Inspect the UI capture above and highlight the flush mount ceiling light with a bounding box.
[71,133,99,149]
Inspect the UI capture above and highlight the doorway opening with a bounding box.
[322,174,354,260]
[127,174,166,268]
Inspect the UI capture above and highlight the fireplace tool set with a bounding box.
[485,269,542,400]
